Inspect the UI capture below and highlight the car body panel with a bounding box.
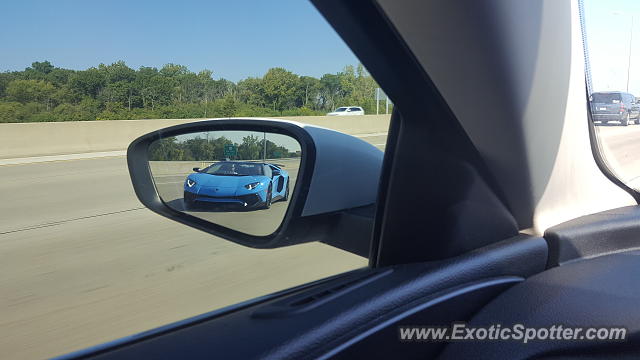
[590,91,639,125]
[327,106,365,116]
[183,161,289,209]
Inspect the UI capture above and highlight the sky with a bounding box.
[2,0,634,93]
[0,0,359,82]
[585,0,640,95]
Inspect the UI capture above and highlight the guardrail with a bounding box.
[0,115,391,159]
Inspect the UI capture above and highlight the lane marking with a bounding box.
[0,151,126,166]
[353,132,388,138]
[0,207,145,235]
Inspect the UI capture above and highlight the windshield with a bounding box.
[591,93,622,104]
[335,107,347,112]
[203,162,263,176]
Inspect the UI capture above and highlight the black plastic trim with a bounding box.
[312,0,518,266]
[319,277,521,360]
[544,205,640,267]
[252,268,392,319]
[369,108,400,266]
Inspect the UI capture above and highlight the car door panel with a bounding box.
[276,176,284,193]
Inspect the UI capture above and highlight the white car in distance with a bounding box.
[327,106,365,116]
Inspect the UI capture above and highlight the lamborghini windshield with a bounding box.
[202,162,264,176]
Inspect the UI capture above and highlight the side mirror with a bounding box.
[192,167,201,172]
[272,169,281,176]
[127,119,383,252]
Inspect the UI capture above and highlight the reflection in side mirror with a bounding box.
[147,130,301,237]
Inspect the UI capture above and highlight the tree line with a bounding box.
[149,135,299,162]
[0,61,386,123]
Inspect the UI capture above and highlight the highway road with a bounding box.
[0,132,386,359]
[595,125,640,188]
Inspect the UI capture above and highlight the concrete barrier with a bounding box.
[149,159,302,177]
[0,115,390,159]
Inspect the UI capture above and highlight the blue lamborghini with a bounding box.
[183,161,290,210]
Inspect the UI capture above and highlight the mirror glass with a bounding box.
[148,130,302,236]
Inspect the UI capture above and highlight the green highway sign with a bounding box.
[224,144,237,157]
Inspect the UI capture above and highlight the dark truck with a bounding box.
[590,91,640,126]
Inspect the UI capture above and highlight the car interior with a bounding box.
[55,0,640,359]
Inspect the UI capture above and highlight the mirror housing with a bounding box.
[272,169,281,176]
[127,118,383,254]
[192,167,201,172]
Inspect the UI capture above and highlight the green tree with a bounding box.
[69,68,106,98]
[237,77,265,107]
[6,79,55,109]
[238,135,262,160]
[262,67,299,111]
[0,61,380,123]
[160,64,190,77]
[0,72,18,98]
[319,73,343,110]
[182,137,216,160]
[297,76,321,109]
[148,137,186,161]
[218,95,238,117]
[139,75,173,110]
[46,68,76,88]
[264,139,293,159]
[100,81,135,109]
[0,102,25,122]
[22,61,55,81]
[29,61,54,74]
[99,61,136,84]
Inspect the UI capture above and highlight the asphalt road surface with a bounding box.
[0,133,384,359]
[595,125,640,188]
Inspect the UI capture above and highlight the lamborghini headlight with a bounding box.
[244,182,261,190]
[186,178,196,187]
